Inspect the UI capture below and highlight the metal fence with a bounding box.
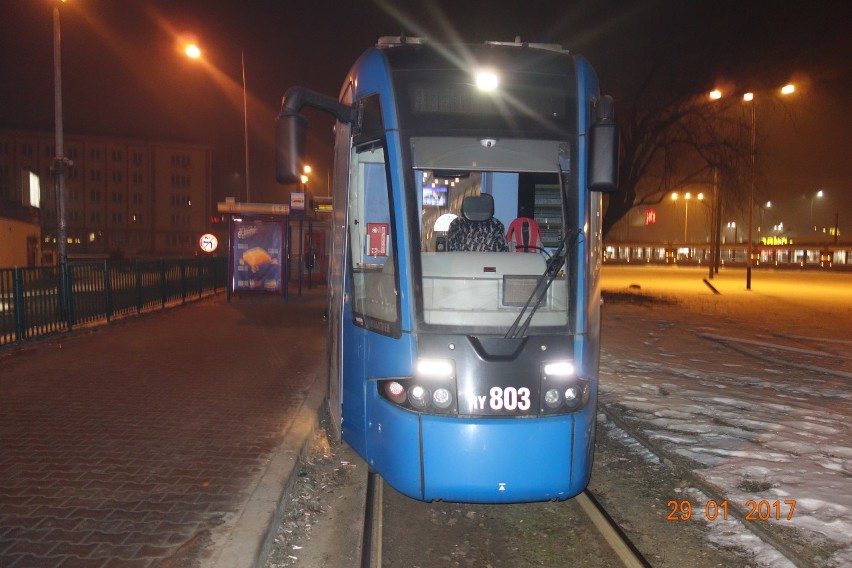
[0,257,227,348]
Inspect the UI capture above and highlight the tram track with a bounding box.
[361,472,652,568]
[699,331,852,379]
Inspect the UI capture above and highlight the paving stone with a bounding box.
[0,292,326,566]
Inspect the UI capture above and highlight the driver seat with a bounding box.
[446,194,509,252]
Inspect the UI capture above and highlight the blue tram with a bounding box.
[276,37,618,503]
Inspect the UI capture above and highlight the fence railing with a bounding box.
[0,257,227,348]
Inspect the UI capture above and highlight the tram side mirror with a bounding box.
[588,95,619,193]
[275,112,307,184]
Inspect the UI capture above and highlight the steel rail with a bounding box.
[576,490,653,568]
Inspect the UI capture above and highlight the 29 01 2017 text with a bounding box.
[666,499,797,521]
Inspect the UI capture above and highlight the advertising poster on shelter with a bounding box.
[232,218,283,293]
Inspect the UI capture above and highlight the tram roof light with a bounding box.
[475,69,499,92]
[416,358,454,378]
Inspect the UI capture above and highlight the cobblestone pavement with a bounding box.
[0,289,328,568]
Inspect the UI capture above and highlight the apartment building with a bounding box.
[0,129,213,263]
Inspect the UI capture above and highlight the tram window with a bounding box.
[348,144,399,333]
[411,138,576,332]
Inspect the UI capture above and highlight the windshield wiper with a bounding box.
[504,228,580,339]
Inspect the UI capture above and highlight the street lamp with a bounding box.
[300,165,312,193]
[184,43,251,202]
[726,221,738,243]
[671,191,703,242]
[741,84,795,290]
[53,2,69,270]
[810,189,824,233]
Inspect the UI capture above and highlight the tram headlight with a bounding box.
[565,386,579,401]
[432,387,453,409]
[408,385,430,409]
[543,361,575,377]
[544,388,562,409]
[416,358,454,378]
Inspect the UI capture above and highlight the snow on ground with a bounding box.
[599,265,852,567]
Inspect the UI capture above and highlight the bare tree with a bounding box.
[602,58,752,238]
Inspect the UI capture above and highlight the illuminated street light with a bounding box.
[184,43,251,202]
[726,221,738,243]
[810,189,824,232]
[741,84,795,289]
[671,191,704,242]
[301,165,312,193]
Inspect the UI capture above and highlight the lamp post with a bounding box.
[744,91,756,290]
[241,49,250,202]
[810,189,824,233]
[184,43,251,202]
[53,2,68,270]
[710,84,795,289]
[671,191,703,242]
[743,84,795,290]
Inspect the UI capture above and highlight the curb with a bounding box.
[211,368,329,568]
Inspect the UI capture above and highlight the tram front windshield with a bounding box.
[412,137,579,336]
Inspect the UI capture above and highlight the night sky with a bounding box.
[1,0,850,230]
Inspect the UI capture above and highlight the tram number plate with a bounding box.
[466,386,532,413]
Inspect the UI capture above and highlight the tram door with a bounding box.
[340,139,407,459]
[326,116,351,441]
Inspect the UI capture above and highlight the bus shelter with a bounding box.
[217,201,290,301]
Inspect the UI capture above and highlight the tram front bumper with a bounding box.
[419,413,592,503]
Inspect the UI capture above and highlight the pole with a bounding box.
[708,170,716,279]
[810,197,814,232]
[241,49,250,202]
[53,6,67,269]
[746,99,755,290]
[713,169,722,275]
[835,211,840,245]
[53,4,72,323]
